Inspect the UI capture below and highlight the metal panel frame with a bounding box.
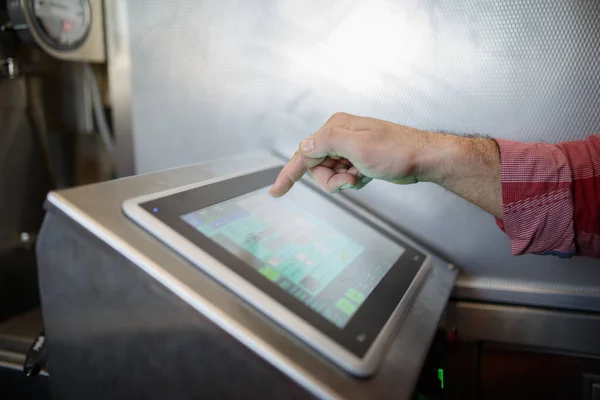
[104,0,135,176]
[453,279,600,313]
[443,301,600,356]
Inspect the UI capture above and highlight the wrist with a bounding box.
[415,133,500,185]
[411,130,503,218]
[415,132,462,184]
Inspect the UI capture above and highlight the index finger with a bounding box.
[269,150,324,197]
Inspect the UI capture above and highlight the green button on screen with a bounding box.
[180,186,405,329]
[345,288,366,304]
[259,266,280,282]
[336,298,358,316]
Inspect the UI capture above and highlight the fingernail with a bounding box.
[340,183,354,191]
[301,137,315,153]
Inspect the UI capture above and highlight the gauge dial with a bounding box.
[29,0,91,50]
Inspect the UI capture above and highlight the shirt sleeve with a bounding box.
[494,135,600,258]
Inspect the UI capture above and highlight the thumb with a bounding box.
[300,127,362,160]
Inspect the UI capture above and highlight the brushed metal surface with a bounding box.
[452,276,600,312]
[121,0,600,302]
[40,153,457,399]
[37,211,311,400]
[443,301,600,356]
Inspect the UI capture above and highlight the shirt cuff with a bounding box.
[494,139,576,257]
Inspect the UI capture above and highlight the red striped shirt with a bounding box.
[495,135,600,258]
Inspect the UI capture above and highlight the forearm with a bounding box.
[272,111,598,258]
[417,133,503,219]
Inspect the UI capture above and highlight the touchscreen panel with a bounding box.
[137,167,427,357]
[180,185,405,328]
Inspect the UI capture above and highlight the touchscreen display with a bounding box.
[180,185,405,328]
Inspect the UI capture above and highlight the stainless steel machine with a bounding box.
[37,153,457,399]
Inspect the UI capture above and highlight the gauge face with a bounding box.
[29,0,91,50]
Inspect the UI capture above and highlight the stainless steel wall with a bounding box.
[120,0,600,307]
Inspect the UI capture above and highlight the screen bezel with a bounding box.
[138,167,426,357]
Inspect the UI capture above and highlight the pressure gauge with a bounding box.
[28,0,92,51]
[6,0,104,62]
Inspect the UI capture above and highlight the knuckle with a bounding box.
[327,112,349,125]
[332,111,349,120]
[297,150,312,168]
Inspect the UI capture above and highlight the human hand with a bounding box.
[269,112,438,197]
[269,112,502,219]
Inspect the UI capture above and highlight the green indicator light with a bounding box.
[437,368,444,389]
